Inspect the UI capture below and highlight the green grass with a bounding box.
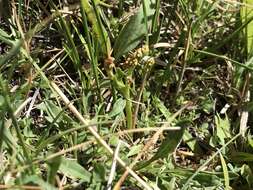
[1,0,253,189]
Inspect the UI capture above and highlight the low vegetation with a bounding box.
[1,0,253,189]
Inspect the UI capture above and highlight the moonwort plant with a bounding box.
[104,46,155,129]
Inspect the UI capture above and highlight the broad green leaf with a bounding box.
[241,164,253,187]
[47,156,62,184]
[183,130,203,154]
[215,114,231,145]
[23,175,57,190]
[127,144,143,157]
[59,157,91,182]
[108,98,126,117]
[36,101,72,123]
[113,0,156,59]
[109,135,120,147]
[0,95,4,107]
[247,134,253,148]
[150,126,185,161]
[93,163,106,182]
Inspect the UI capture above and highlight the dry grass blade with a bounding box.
[5,97,32,129]
[26,88,40,118]
[240,90,250,137]
[0,184,41,190]
[107,140,122,190]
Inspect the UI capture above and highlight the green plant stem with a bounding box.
[125,85,133,129]
[107,70,133,129]
[115,79,133,129]
[133,66,150,128]
[142,0,149,45]
[176,24,191,97]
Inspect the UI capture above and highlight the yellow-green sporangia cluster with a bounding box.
[124,45,155,67]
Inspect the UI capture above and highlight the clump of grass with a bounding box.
[1,0,253,189]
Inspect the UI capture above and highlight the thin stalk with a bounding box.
[124,85,133,129]
[193,49,253,72]
[133,66,150,128]
[119,0,124,16]
[142,0,149,45]
[14,126,181,174]
[176,24,191,97]
[73,131,78,159]
[151,0,160,33]
[0,113,4,152]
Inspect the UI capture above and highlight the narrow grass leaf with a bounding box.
[152,96,171,121]
[0,39,22,66]
[58,17,80,66]
[219,152,230,190]
[0,28,13,45]
[1,125,17,149]
[169,169,224,186]
[231,152,253,162]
